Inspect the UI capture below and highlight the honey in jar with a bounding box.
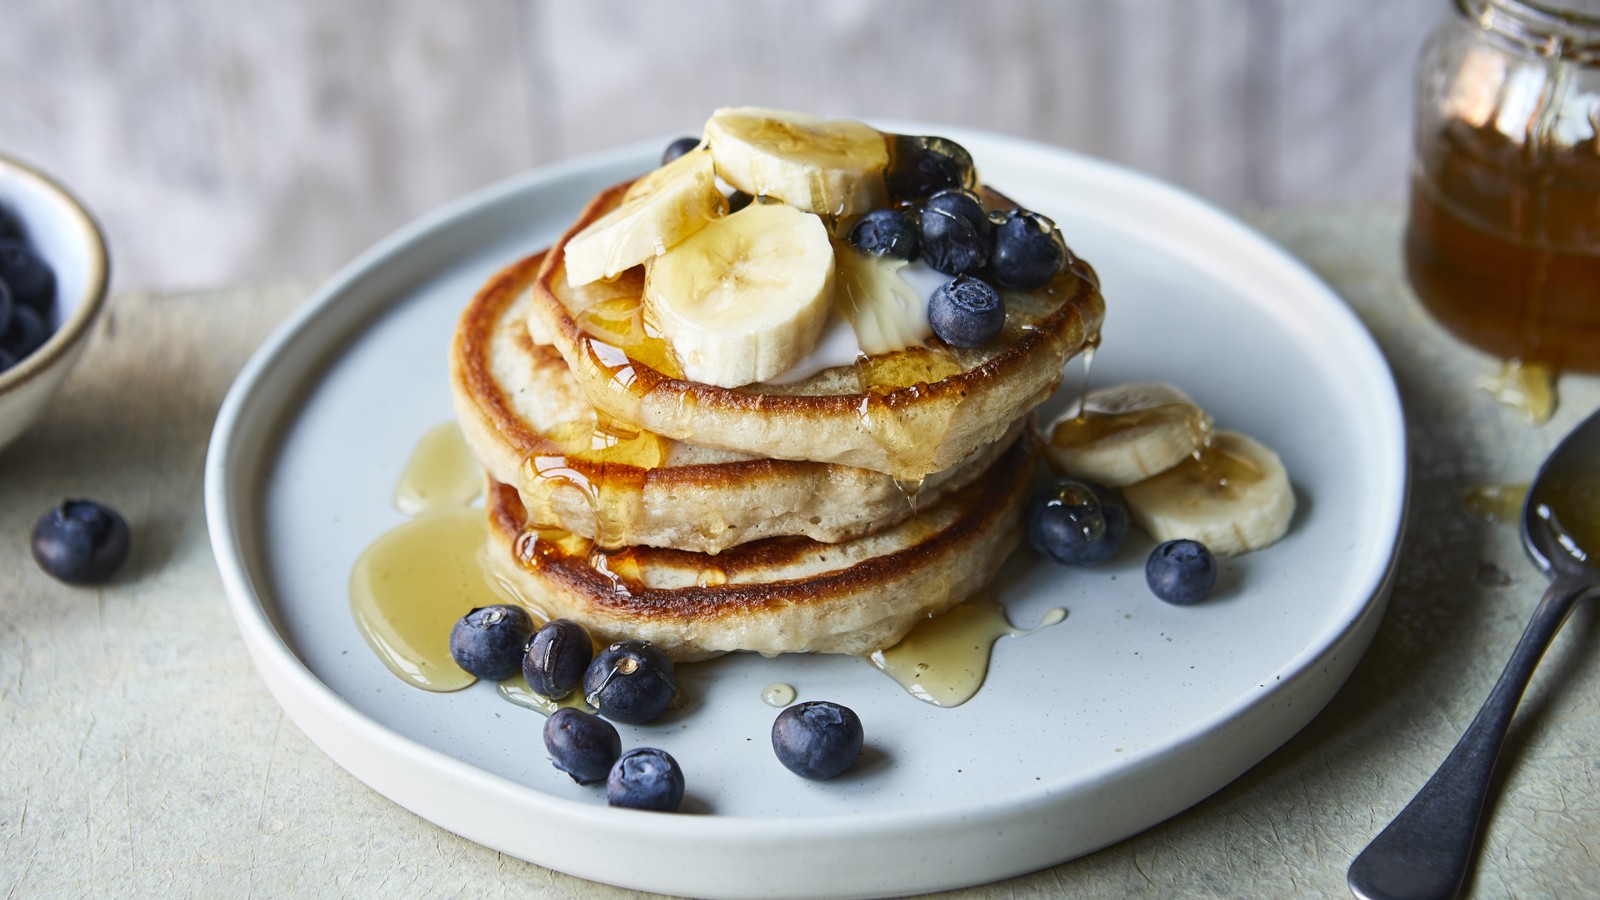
[1406,0,1600,372]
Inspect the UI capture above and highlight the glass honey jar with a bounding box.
[1407,0,1600,371]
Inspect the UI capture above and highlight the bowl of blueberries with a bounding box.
[0,152,109,452]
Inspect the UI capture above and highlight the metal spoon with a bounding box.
[1348,407,1600,900]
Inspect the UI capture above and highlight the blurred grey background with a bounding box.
[2,0,1442,292]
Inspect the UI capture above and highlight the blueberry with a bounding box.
[0,205,23,242]
[771,700,864,780]
[1,304,48,361]
[1026,479,1128,566]
[523,618,593,699]
[0,241,55,315]
[848,208,919,260]
[448,605,535,680]
[661,136,701,165]
[886,134,976,201]
[583,640,676,724]
[727,189,754,213]
[543,707,621,784]
[607,747,685,812]
[0,276,12,336]
[1146,539,1218,605]
[990,209,1067,291]
[928,275,1004,348]
[918,189,992,275]
[31,499,131,585]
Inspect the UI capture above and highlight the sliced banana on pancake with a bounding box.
[643,202,835,388]
[564,148,727,286]
[705,107,888,217]
[1120,430,1295,556]
[1046,382,1214,487]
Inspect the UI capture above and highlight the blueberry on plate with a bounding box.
[583,639,677,724]
[928,275,1004,348]
[771,700,864,780]
[1026,479,1128,566]
[848,208,919,260]
[1,304,49,362]
[31,499,132,585]
[886,134,976,201]
[0,241,55,315]
[607,747,685,812]
[0,205,23,242]
[0,276,13,337]
[990,209,1067,291]
[543,707,621,784]
[523,618,593,699]
[448,605,535,680]
[918,189,992,276]
[1146,539,1218,605]
[661,136,701,165]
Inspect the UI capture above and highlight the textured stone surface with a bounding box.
[3,207,1599,897]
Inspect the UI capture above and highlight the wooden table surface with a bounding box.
[4,206,1599,898]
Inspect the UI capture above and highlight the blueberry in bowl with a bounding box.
[0,153,110,451]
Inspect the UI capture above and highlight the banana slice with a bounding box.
[1045,382,1214,486]
[1121,430,1295,556]
[832,243,929,355]
[705,107,889,217]
[564,148,727,287]
[643,202,835,388]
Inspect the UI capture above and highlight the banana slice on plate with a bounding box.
[564,148,727,286]
[705,107,889,217]
[1046,382,1214,487]
[1121,430,1296,556]
[643,202,835,388]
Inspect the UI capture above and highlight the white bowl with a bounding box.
[0,153,110,452]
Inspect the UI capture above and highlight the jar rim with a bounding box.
[1458,0,1600,60]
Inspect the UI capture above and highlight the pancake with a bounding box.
[452,251,1018,554]
[529,181,1105,481]
[481,435,1038,661]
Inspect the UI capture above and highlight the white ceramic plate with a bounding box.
[205,126,1407,899]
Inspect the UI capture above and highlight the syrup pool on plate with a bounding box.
[870,597,1066,708]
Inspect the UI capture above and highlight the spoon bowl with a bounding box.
[1349,406,1600,900]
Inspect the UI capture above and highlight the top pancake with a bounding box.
[529,181,1105,481]
[451,251,1013,554]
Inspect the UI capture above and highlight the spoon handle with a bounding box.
[1347,576,1597,900]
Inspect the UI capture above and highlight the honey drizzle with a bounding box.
[349,423,498,693]
[1463,483,1529,524]
[1476,359,1557,425]
[869,599,1067,708]
[498,672,597,716]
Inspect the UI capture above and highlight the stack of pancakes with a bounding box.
[451,178,1105,662]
